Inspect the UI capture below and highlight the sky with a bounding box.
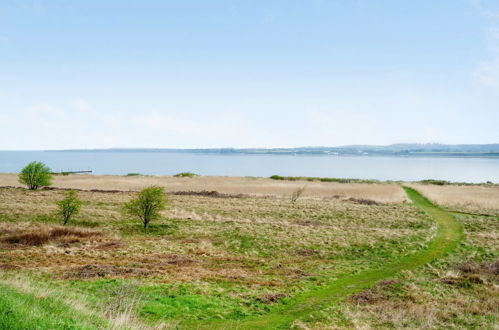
[1,0,499,150]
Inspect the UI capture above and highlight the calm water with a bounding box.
[1,151,498,183]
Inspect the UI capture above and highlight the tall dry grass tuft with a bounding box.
[99,281,146,329]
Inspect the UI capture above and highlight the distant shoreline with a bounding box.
[36,143,499,158]
[45,150,499,158]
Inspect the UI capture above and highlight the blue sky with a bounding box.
[1,0,498,149]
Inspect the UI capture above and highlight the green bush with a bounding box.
[269,175,301,181]
[18,161,53,190]
[419,179,450,186]
[123,186,169,229]
[174,172,198,178]
[56,190,82,225]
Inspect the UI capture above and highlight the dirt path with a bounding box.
[183,187,464,329]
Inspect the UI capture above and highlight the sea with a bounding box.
[1,151,498,183]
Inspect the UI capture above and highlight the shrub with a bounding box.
[56,190,82,225]
[419,179,450,186]
[174,172,198,178]
[18,161,53,190]
[126,173,142,176]
[123,186,169,229]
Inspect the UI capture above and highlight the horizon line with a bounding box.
[2,142,499,152]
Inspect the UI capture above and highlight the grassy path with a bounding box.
[184,187,463,329]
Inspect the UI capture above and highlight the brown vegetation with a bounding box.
[171,190,247,198]
[256,292,287,304]
[347,197,380,205]
[350,280,400,305]
[1,225,101,246]
[441,259,499,287]
[65,264,153,279]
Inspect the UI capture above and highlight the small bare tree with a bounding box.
[56,190,82,225]
[123,186,169,229]
[290,186,306,203]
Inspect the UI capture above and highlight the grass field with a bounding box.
[0,175,497,329]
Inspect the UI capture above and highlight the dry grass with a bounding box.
[0,186,427,288]
[0,173,407,203]
[408,183,499,215]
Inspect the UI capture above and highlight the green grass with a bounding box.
[118,220,180,237]
[0,283,108,329]
[69,279,270,323]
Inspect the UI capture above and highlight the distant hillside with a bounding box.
[49,143,499,157]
